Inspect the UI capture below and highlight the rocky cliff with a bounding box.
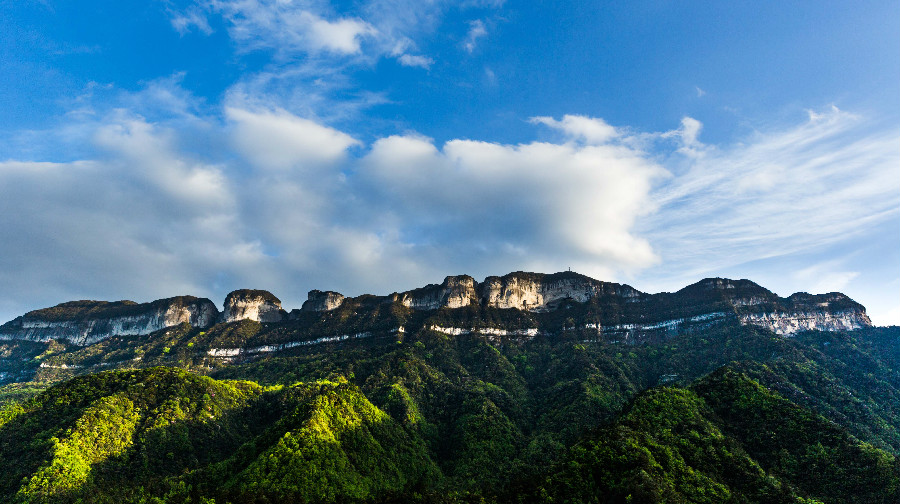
[0,296,218,346]
[301,290,346,311]
[478,271,642,311]
[0,272,875,347]
[323,271,642,312]
[306,273,871,337]
[396,275,478,310]
[667,278,872,335]
[219,289,286,323]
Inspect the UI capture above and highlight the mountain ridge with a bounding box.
[0,271,872,346]
[0,272,873,348]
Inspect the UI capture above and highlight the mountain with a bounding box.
[0,272,871,349]
[0,271,896,503]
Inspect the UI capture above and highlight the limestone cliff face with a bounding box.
[377,271,640,312]
[737,292,872,335]
[738,310,871,335]
[219,290,286,323]
[294,272,872,336]
[399,275,477,310]
[478,272,641,311]
[0,297,218,346]
[672,279,872,336]
[301,290,346,312]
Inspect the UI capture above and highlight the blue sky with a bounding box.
[1,0,898,325]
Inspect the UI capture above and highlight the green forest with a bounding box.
[0,310,898,503]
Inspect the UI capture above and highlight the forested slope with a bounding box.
[0,319,897,503]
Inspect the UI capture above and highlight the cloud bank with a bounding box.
[0,102,666,317]
[2,78,897,326]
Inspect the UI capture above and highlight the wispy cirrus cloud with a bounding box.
[640,106,900,283]
[171,0,499,67]
[163,0,502,122]
[179,0,376,56]
[792,261,860,294]
[397,54,434,69]
[463,19,487,53]
[168,6,213,35]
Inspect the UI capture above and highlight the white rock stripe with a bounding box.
[206,331,376,357]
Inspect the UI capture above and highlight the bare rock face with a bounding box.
[301,290,346,311]
[737,292,872,335]
[478,275,543,310]
[477,271,640,311]
[739,310,871,335]
[673,279,872,335]
[219,290,286,323]
[389,271,640,312]
[399,275,477,310]
[0,296,218,346]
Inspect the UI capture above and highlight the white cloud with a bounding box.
[463,19,487,53]
[885,304,900,327]
[0,106,669,322]
[398,54,434,68]
[226,107,359,169]
[169,7,213,35]
[484,67,496,85]
[0,118,267,319]
[357,128,666,275]
[93,112,232,207]
[196,0,376,56]
[303,12,377,54]
[530,114,619,145]
[678,117,702,146]
[660,116,704,156]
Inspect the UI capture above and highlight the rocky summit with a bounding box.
[218,289,287,324]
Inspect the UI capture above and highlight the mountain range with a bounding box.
[0,271,896,503]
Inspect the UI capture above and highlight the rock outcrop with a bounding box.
[0,296,218,346]
[738,310,871,335]
[398,275,477,310]
[737,292,872,335]
[478,271,641,311]
[670,278,872,335]
[308,272,642,313]
[219,289,286,323]
[301,290,346,312]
